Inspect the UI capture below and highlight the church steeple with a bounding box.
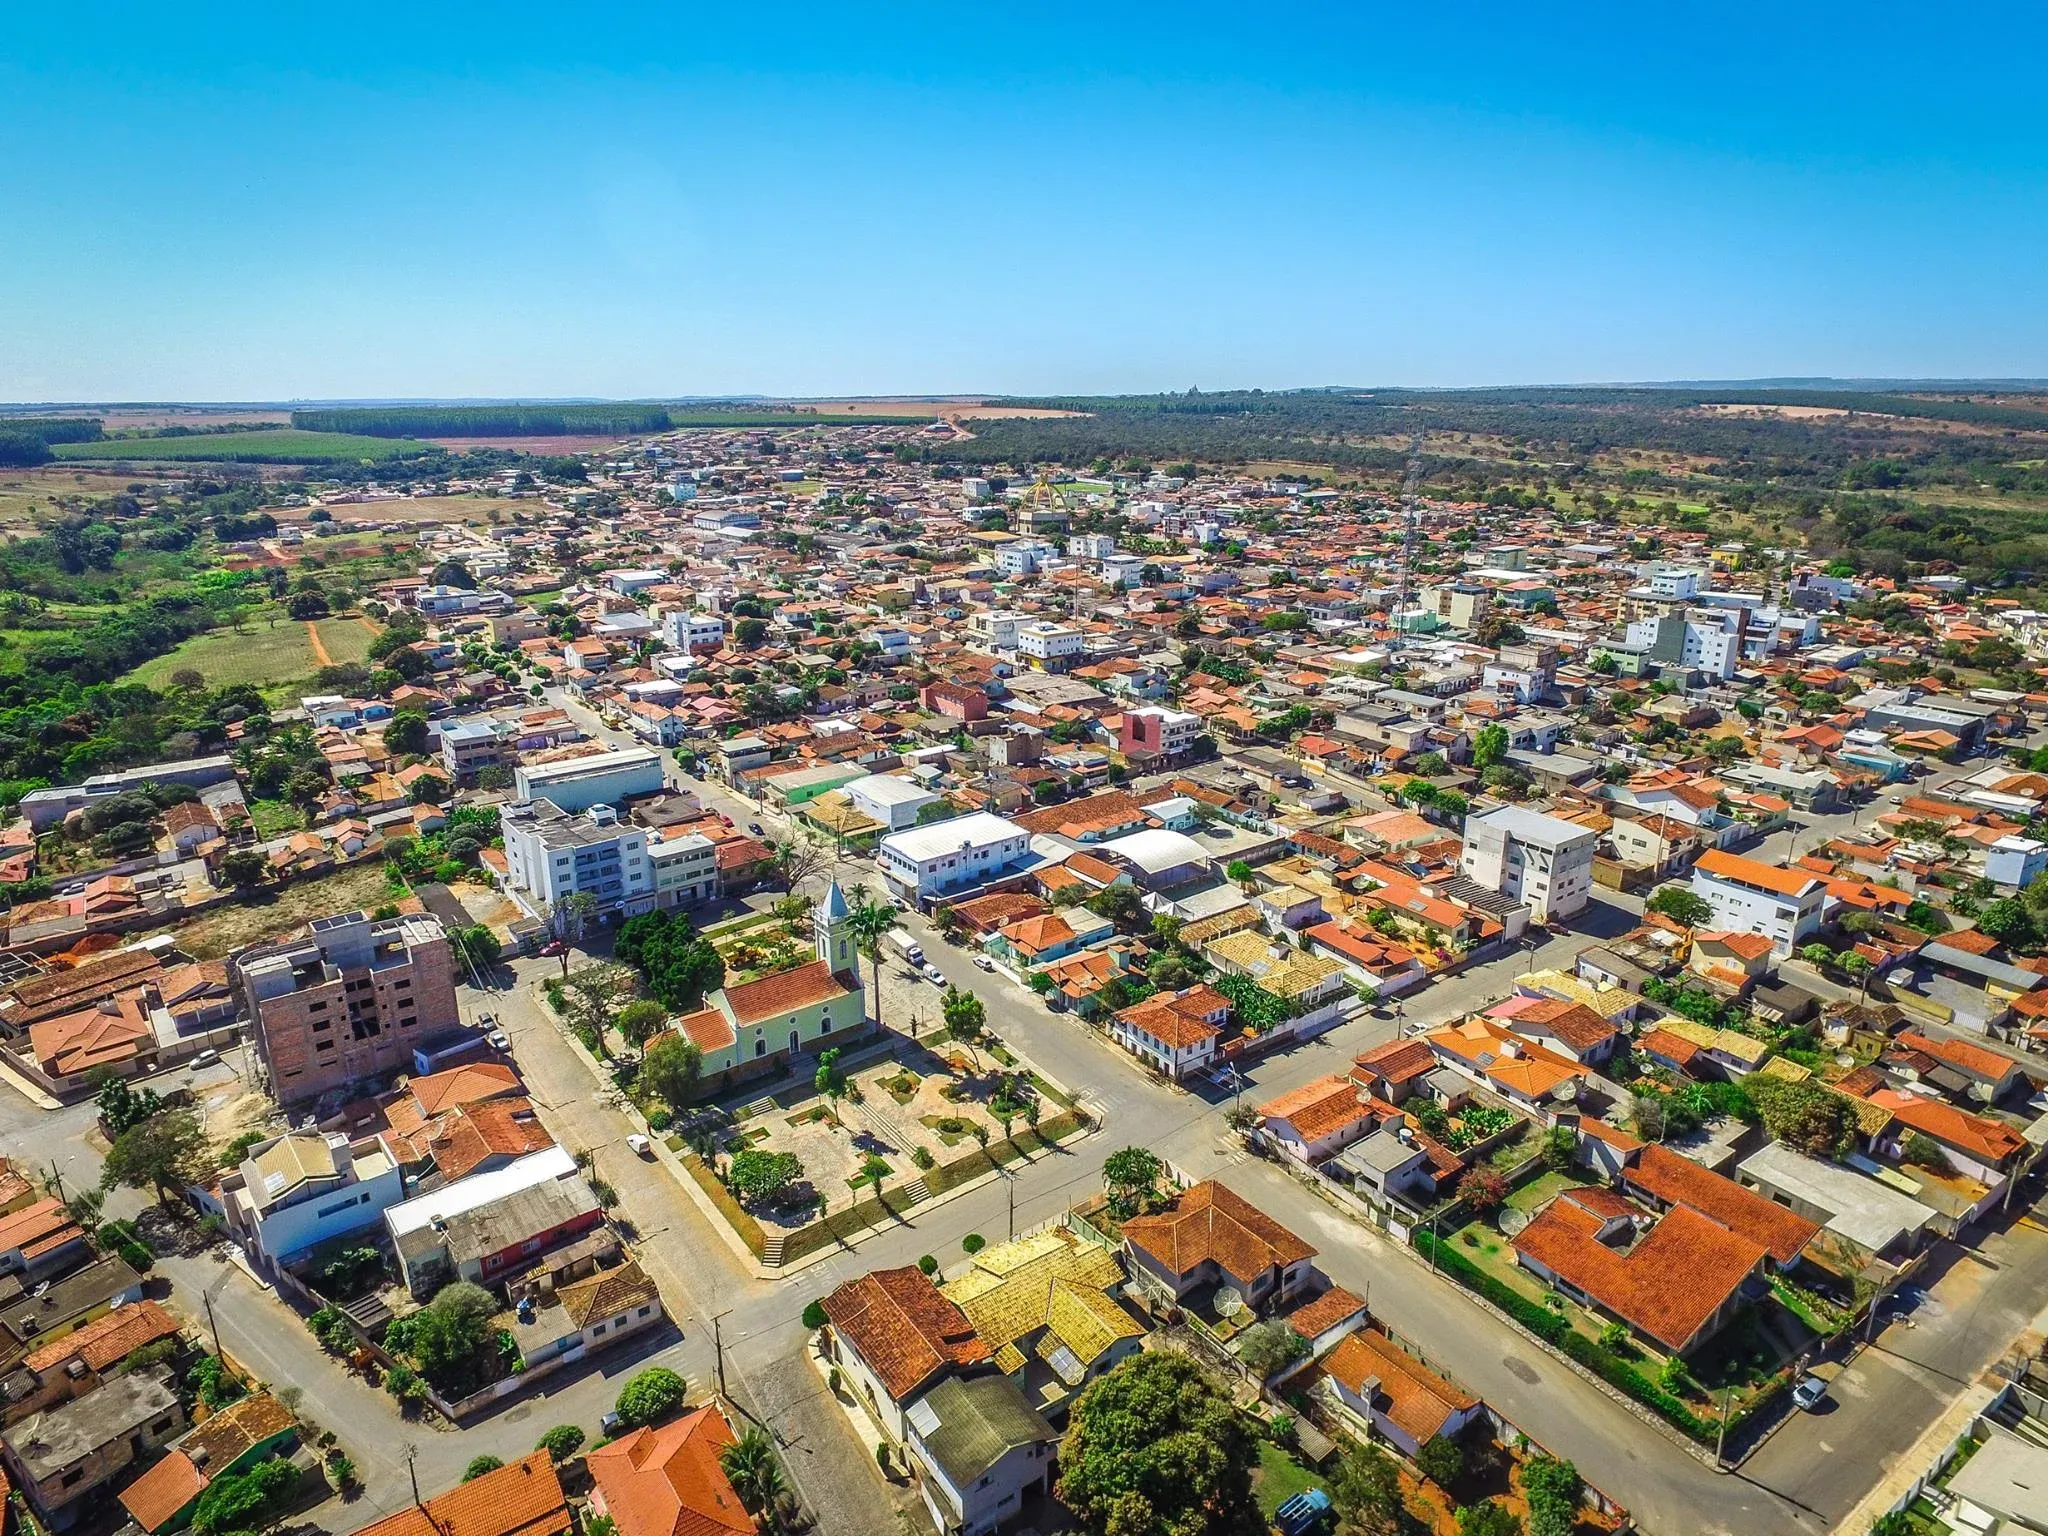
[815,880,856,977]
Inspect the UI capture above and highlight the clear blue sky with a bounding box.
[4,2,2045,402]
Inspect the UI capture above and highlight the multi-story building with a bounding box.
[217,1131,405,1270]
[502,800,654,921]
[1069,532,1116,560]
[1417,582,1491,632]
[878,813,1033,905]
[661,610,726,653]
[1458,806,1598,923]
[1688,850,1826,958]
[238,914,461,1104]
[1119,705,1202,765]
[1015,621,1083,672]
[1624,610,1743,681]
[967,610,1024,654]
[648,831,718,908]
[438,718,511,783]
[513,748,665,814]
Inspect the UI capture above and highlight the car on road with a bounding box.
[488,1031,512,1053]
[973,954,995,971]
[626,1134,652,1158]
[188,1049,221,1069]
[922,963,947,985]
[1791,1374,1828,1411]
[601,1411,625,1435]
[748,821,765,836]
[539,940,566,957]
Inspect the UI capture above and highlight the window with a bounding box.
[592,1322,606,1337]
[638,1305,653,1317]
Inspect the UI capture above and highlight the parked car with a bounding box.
[539,940,567,957]
[601,1411,625,1435]
[626,1134,653,1158]
[488,1031,512,1053]
[973,954,995,971]
[748,821,766,836]
[922,963,947,985]
[1792,1375,1828,1411]
[188,1049,221,1069]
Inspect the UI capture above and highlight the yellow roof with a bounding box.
[248,1134,335,1201]
[1517,969,1637,1021]
[1205,929,1281,972]
[1656,1016,1772,1065]
[940,1231,1139,1371]
[1259,952,1342,1001]
[1756,1056,1813,1084]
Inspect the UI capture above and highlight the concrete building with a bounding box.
[239,913,460,1104]
[439,718,511,783]
[512,748,665,815]
[843,773,941,831]
[1987,835,2048,892]
[1015,621,1083,671]
[384,1145,599,1296]
[906,1376,1057,1536]
[218,1131,405,1270]
[993,539,1055,578]
[661,610,726,653]
[502,800,654,921]
[1624,610,1743,681]
[1119,705,1203,765]
[878,813,1033,904]
[648,832,718,909]
[1458,806,1598,922]
[3,1369,185,1530]
[1688,850,1826,958]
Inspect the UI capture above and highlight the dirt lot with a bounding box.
[0,466,188,526]
[282,494,523,525]
[165,861,395,959]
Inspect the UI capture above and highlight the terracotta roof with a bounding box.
[558,1260,661,1328]
[1281,1284,1367,1340]
[1695,849,1823,900]
[721,959,853,1026]
[353,1451,572,1536]
[28,992,155,1077]
[410,1060,523,1118]
[423,1097,556,1181]
[1513,1194,1765,1352]
[1628,1145,1819,1266]
[0,1197,83,1259]
[1894,1030,2023,1084]
[119,1447,207,1532]
[24,1298,178,1373]
[1322,1329,1478,1445]
[1351,1038,1436,1086]
[1696,931,1776,962]
[1506,999,1618,1054]
[823,1266,991,1402]
[1258,1075,1376,1144]
[587,1406,751,1536]
[1121,1179,1316,1285]
[1867,1089,2026,1164]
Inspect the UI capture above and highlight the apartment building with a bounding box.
[512,747,665,814]
[1119,705,1202,765]
[661,610,726,653]
[648,831,718,908]
[1688,850,1826,958]
[878,813,1033,905]
[1016,621,1083,672]
[967,611,1024,653]
[502,800,654,918]
[1624,610,1743,681]
[239,913,460,1104]
[1458,805,1597,923]
[438,718,510,783]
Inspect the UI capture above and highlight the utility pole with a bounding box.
[711,1309,730,1398]
[1007,1170,1016,1240]
[406,1445,422,1509]
[43,1162,64,1206]
[1715,1383,1733,1467]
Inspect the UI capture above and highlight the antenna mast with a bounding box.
[1389,431,1426,651]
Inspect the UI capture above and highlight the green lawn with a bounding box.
[1505,1168,1599,1214]
[126,614,368,692]
[57,429,432,463]
[246,799,306,839]
[1254,1440,1325,1520]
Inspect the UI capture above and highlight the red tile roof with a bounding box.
[587,1405,751,1536]
[722,959,853,1026]
[1122,1179,1316,1286]
[823,1266,991,1402]
[1867,1090,2027,1164]
[24,1299,178,1373]
[353,1451,572,1536]
[1628,1145,1819,1266]
[1258,1076,1376,1144]
[1321,1329,1478,1445]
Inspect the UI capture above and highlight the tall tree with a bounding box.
[100,1110,209,1206]
[1057,1352,1263,1536]
[844,888,897,1032]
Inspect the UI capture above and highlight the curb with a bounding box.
[0,1058,62,1111]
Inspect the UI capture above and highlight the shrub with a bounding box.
[917,1255,938,1276]
[962,1234,985,1254]
[463,1456,505,1482]
[647,1108,673,1132]
[616,1367,688,1427]
[1415,1433,1464,1488]
[1237,1320,1310,1378]
[911,1145,935,1170]
[536,1425,586,1463]
[117,1240,154,1274]
[802,1300,829,1330]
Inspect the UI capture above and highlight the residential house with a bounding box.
[586,1406,751,1536]
[1257,1076,1385,1164]
[350,1449,573,1536]
[3,1368,185,1530]
[117,1393,297,1534]
[1107,985,1230,1080]
[217,1132,405,1271]
[1688,850,1826,959]
[906,1375,1058,1536]
[1120,1180,1318,1313]
[504,1261,665,1374]
[1318,1330,1482,1457]
[1687,931,1776,993]
[1422,1017,1587,1119]
[821,1267,994,1443]
[0,1301,180,1427]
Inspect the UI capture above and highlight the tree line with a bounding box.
[288,404,910,438]
[0,415,104,466]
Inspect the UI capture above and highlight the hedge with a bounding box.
[679,1153,765,1258]
[1415,1230,1722,1442]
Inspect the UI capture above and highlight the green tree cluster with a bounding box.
[616,910,727,1010]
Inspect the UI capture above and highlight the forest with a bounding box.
[0,415,106,466]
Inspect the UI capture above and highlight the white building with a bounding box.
[878,812,1032,904]
[1016,621,1083,671]
[1458,805,1598,923]
[1689,850,1826,958]
[648,831,718,908]
[844,773,941,831]
[1069,533,1116,561]
[513,747,665,814]
[961,476,991,503]
[661,610,725,652]
[1100,553,1148,588]
[906,1377,1057,1536]
[1986,835,2048,892]
[219,1131,404,1270]
[502,800,654,919]
[1624,611,1741,680]
[994,540,1055,578]
[606,569,666,594]
[968,610,1024,654]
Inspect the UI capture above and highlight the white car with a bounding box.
[973,954,995,971]
[922,963,947,985]
[626,1134,653,1158]
[488,1031,512,1053]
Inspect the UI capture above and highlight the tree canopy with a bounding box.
[616,910,727,1010]
[1057,1352,1263,1536]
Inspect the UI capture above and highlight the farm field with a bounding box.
[0,466,185,527]
[55,429,430,464]
[284,494,522,524]
[128,614,375,692]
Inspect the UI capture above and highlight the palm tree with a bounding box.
[845,888,897,1035]
[719,1430,788,1530]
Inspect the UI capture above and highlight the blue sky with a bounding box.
[4,2,2045,401]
